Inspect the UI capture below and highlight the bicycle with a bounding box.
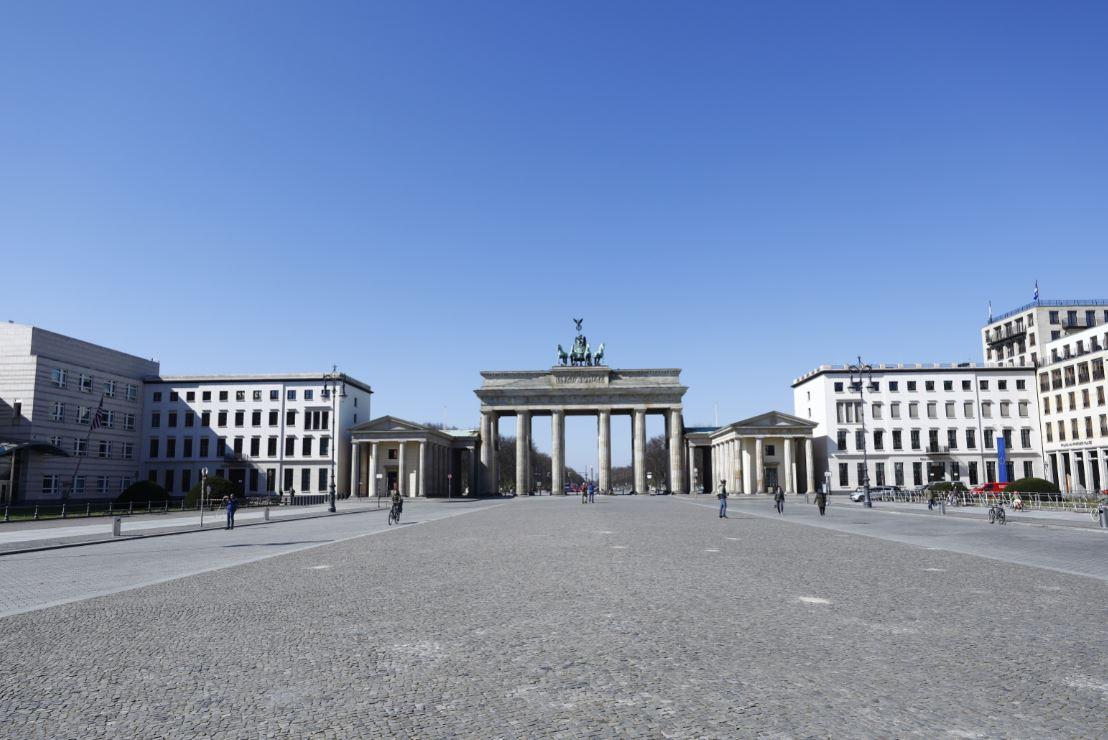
[388,501,401,526]
[988,503,1006,525]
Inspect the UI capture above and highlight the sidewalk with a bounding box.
[0,498,390,554]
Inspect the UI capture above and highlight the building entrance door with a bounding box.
[229,468,246,492]
[386,471,398,493]
[765,467,779,490]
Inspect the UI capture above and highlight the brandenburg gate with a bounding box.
[474,320,687,494]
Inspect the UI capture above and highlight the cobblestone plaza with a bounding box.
[0,496,1105,738]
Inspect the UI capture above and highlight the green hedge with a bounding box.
[930,481,967,492]
[1006,477,1060,494]
[184,476,242,506]
[116,480,171,504]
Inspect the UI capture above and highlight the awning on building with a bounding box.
[0,441,69,458]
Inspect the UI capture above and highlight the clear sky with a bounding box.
[3,1,1107,471]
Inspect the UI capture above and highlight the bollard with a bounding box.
[264,506,270,522]
[939,499,946,516]
[3,506,8,522]
[112,516,122,537]
[86,503,91,517]
[128,501,133,515]
[33,505,39,521]
[1100,506,1107,529]
[61,503,67,519]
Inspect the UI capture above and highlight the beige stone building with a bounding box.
[348,416,478,498]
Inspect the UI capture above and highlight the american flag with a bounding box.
[90,397,105,430]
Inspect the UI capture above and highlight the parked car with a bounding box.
[971,481,1009,495]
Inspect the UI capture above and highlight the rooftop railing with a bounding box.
[986,299,1108,325]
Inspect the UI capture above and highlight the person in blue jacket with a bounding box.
[225,494,238,530]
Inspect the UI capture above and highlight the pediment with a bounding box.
[730,410,817,430]
[350,415,428,433]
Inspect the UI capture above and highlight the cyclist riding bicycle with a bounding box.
[391,489,403,515]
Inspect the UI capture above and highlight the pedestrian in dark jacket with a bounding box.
[717,481,728,518]
[225,494,238,530]
[774,486,785,514]
[814,489,827,516]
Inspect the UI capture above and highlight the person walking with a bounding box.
[718,480,728,518]
[814,488,827,516]
[774,485,785,514]
[588,482,596,504]
[225,493,238,530]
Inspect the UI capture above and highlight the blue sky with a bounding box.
[3,1,1107,470]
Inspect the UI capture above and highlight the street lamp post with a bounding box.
[322,365,346,514]
[199,467,208,528]
[848,356,874,508]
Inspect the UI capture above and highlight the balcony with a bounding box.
[925,444,951,456]
[985,326,1026,348]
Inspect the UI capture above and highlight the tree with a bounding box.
[116,480,170,504]
[496,435,584,493]
[184,475,242,507]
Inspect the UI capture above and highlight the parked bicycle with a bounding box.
[988,502,1006,525]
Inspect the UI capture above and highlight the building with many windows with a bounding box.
[0,323,157,504]
[141,374,372,499]
[1038,323,1108,494]
[982,300,1108,368]
[793,363,1043,491]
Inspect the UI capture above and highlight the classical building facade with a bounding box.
[140,374,372,497]
[349,416,478,498]
[0,323,157,503]
[1038,323,1108,493]
[794,363,1044,490]
[475,366,687,495]
[686,412,817,494]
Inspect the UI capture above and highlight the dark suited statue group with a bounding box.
[557,318,605,367]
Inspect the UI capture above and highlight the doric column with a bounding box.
[488,413,499,494]
[711,444,719,492]
[598,410,611,493]
[633,408,647,493]
[730,439,739,492]
[783,438,794,492]
[369,441,379,498]
[397,441,407,497]
[755,437,765,493]
[516,411,530,495]
[551,409,565,495]
[687,442,696,493]
[734,438,744,494]
[742,438,753,494]
[479,411,493,494]
[417,440,426,498]
[805,437,815,493]
[469,445,478,496]
[349,442,360,496]
[1082,452,1094,493]
[1097,448,1107,495]
[668,408,683,493]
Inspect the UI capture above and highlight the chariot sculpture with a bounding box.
[557,319,606,367]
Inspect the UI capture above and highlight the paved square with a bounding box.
[0,496,1105,738]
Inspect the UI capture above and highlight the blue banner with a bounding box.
[997,438,1007,483]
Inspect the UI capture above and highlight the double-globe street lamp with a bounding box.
[322,365,346,514]
[848,356,875,508]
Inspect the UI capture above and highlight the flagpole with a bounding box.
[68,394,104,500]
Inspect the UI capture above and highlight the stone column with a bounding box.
[730,439,739,492]
[755,437,765,493]
[469,445,478,496]
[398,441,407,497]
[687,442,696,493]
[551,409,565,495]
[1097,448,1107,495]
[369,441,379,498]
[711,444,718,492]
[489,414,499,494]
[1082,452,1094,494]
[516,411,530,495]
[668,408,683,493]
[479,412,493,494]
[349,442,360,496]
[417,441,426,498]
[783,438,794,493]
[734,438,744,494]
[598,410,611,493]
[633,409,647,493]
[805,437,815,493]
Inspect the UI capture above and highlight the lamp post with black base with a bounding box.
[322,366,346,514]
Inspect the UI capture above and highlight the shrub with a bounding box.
[1006,477,1060,494]
[117,480,171,504]
[929,481,966,492]
[184,476,242,507]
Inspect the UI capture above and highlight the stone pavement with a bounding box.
[0,496,1105,738]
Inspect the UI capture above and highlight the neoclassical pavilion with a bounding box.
[348,416,478,498]
[475,366,687,494]
[685,412,818,494]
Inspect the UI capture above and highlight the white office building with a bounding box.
[141,374,372,498]
[793,363,1044,491]
[982,300,1108,368]
[0,323,157,504]
[1038,323,1108,494]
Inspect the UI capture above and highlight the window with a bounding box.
[153,391,163,403]
[926,402,937,419]
[72,477,85,496]
[42,475,60,496]
[251,410,262,427]
[122,442,134,460]
[182,469,192,493]
[836,430,847,450]
[168,412,178,428]
[184,411,194,428]
[925,381,935,391]
[961,380,971,391]
[201,411,210,427]
[302,437,313,456]
[267,437,278,456]
[1022,461,1034,479]
[51,401,65,421]
[151,412,161,428]
[164,470,174,493]
[200,437,210,457]
[963,401,974,418]
[104,379,116,397]
[943,380,953,391]
[287,389,297,401]
[234,411,244,427]
[892,430,902,450]
[945,401,955,419]
[52,368,68,388]
[202,390,211,401]
[909,402,919,419]
[283,468,294,492]
[1021,428,1032,448]
[166,438,177,458]
[912,462,922,487]
[910,430,920,450]
[97,476,110,497]
[236,390,246,402]
[318,468,328,490]
[857,463,867,487]
[102,410,115,429]
[186,391,195,402]
[894,462,904,486]
[125,384,137,401]
[984,429,994,449]
[269,410,279,426]
[854,430,864,450]
[838,463,849,487]
[77,406,91,425]
[980,379,989,390]
[968,461,979,486]
[286,410,297,426]
[301,468,311,492]
[120,477,132,493]
[950,462,961,482]
[1000,401,1010,418]
[907,381,917,391]
[982,402,992,418]
[123,413,135,431]
[890,402,900,419]
[183,438,193,458]
[1016,379,1026,390]
[266,469,276,493]
[1082,389,1091,408]
[253,390,263,401]
[873,431,884,451]
[1018,401,1029,417]
[98,440,112,458]
[149,438,160,458]
[998,380,1007,391]
[320,437,330,457]
[872,403,882,420]
[233,437,243,455]
[387,448,398,460]
[250,469,259,493]
[888,381,898,392]
[169,391,179,402]
[966,429,976,449]
[285,437,296,456]
[270,390,279,401]
[250,437,260,457]
[219,390,229,402]
[947,429,958,449]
